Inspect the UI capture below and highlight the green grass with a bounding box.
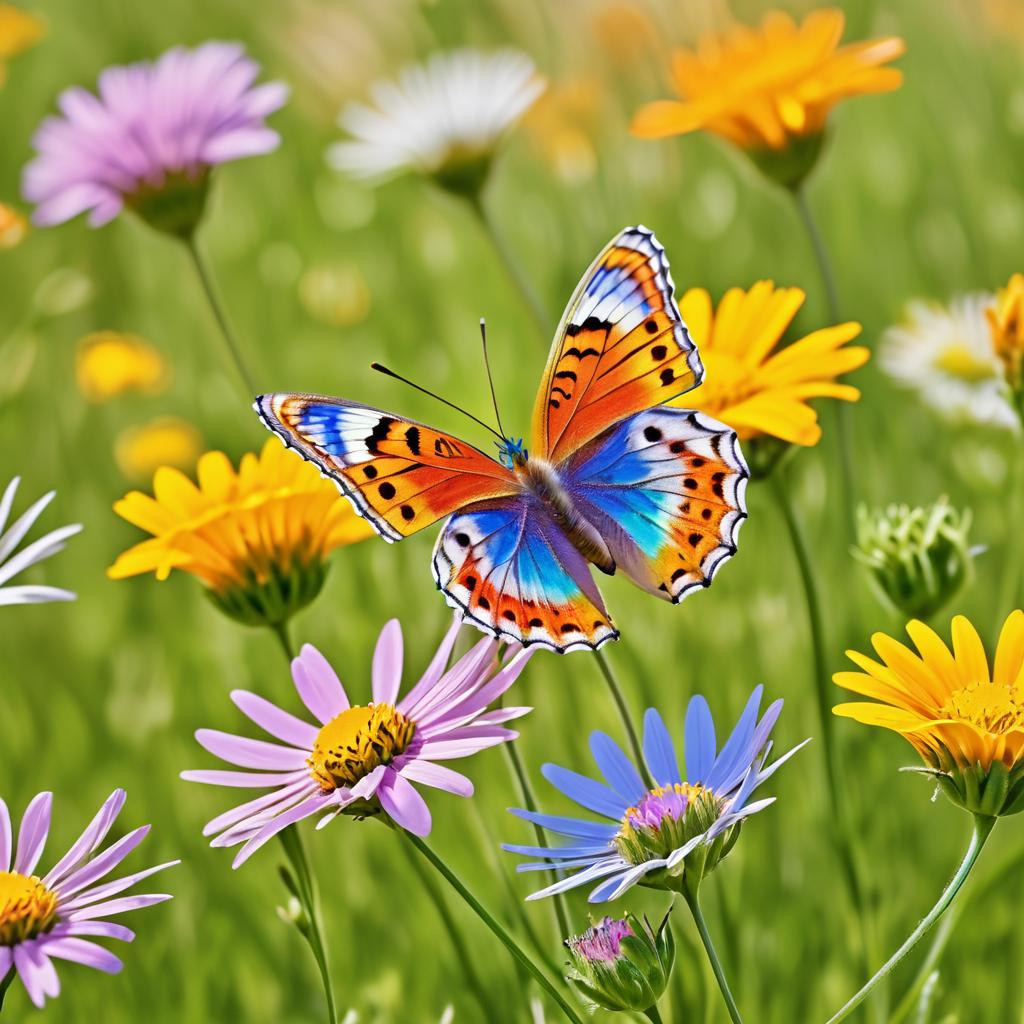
[2,0,1024,1021]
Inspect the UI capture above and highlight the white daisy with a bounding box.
[0,477,82,606]
[881,295,1018,430]
[327,48,545,187]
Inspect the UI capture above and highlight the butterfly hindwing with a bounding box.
[564,407,748,602]
[432,498,619,653]
[256,394,517,542]
[532,226,704,464]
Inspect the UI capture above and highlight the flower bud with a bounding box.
[565,913,674,1014]
[986,273,1024,422]
[852,498,976,619]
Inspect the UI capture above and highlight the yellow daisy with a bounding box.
[632,9,904,154]
[114,417,204,481]
[834,611,1024,816]
[108,438,373,627]
[76,330,169,402]
[676,280,868,447]
[986,272,1024,407]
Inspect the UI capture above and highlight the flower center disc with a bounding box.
[308,704,415,790]
[933,343,996,383]
[0,871,59,946]
[615,783,724,864]
[943,682,1024,736]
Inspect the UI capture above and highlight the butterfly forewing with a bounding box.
[256,394,518,542]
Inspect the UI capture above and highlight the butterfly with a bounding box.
[256,226,748,654]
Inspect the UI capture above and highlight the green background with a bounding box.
[2,0,1023,1021]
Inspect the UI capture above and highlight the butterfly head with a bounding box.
[496,437,529,469]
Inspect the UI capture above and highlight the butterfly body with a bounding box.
[257,226,749,653]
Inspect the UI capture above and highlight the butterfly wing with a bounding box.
[563,407,748,602]
[432,497,618,653]
[256,393,518,542]
[531,225,704,465]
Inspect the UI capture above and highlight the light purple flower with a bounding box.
[568,917,634,963]
[183,615,534,867]
[0,790,178,1009]
[22,41,288,229]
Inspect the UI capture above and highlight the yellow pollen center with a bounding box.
[307,703,415,791]
[943,682,1024,736]
[0,871,59,946]
[933,343,997,383]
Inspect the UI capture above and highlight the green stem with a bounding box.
[404,831,586,1024]
[278,826,338,1024]
[889,910,959,1024]
[643,1004,666,1024]
[594,649,653,788]
[184,233,259,398]
[270,620,296,663]
[0,967,14,1013]
[998,443,1024,615]
[467,192,551,344]
[825,816,995,1024]
[400,839,494,1020]
[502,739,573,941]
[683,884,744,1024]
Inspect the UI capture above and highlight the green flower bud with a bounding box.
[125,170,210,239]
[205,557,329,631]
[565,912,674,1014]
[852,498,977,619]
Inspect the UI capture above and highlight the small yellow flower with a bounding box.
[986,272,1024,403]
[835,612,1024,816]
[631,9,904,185]
[114,417,203,481]
[75,331,169,402]
[108,439,373,627]
[0,202,27,248]
[676,281,868,447]
[0,3,44,83]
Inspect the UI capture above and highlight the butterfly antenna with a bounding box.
[370,363,505,443]
[479,318,506,439]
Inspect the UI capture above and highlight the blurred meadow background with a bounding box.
[2,0,1024,1021]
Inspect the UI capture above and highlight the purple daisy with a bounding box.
[183,615,533,867]
[0,790,177,1009]
[22,41,287,230]
[504,686,808,903]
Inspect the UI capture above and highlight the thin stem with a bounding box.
[400,839,494,1020]
[0,967,14,1013]
[683,885,744,1024]
[467,192,551,344]
[278,827,338,1024]
[825,816,995,1024]
[184,233,259,398]
[998,442,1024,615]
[404,831,586,1024]
[502,739,573,941]
[271,620,296,663]
[889,910,959,1024]
[643,1004,666,1024]
[594,649,653,788]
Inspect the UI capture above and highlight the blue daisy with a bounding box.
[504,685,807,903]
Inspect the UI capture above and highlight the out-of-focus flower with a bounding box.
[986,272,1024,416]
[0,476,82,607]
[0,4,44,85]
[107,439,372,628]
[632,9,904,189]
[182,616,533,865]
[0,202,27,248]
[75,331,169,402]
[676,282,868,454]
[328,49,545,198]
[565,913,674,1014]
[505,688,805,902]
[522,76,604,185]
[113,417,203,481]
[590,4,661,71]
[0,789,177,1009]
[32,267,93,317]
[298,262,371,326]
[22,42,287,236]
[853,498,977,620]
[835,612,1024,817]
[881,296,1018,431]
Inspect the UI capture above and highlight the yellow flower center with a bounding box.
[933,343,997,383]
[943,682,1024,736]
[307,704,415,791]
[0,871,59,946]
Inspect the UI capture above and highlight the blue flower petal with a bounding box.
[684,696,716,783]
[508,808,619,840]
[526,857,627,901]
[502,842,612,859]
[642,708,681,786]
[540,763,629,819]
[706,685,763,792]
[589,731,646,803]
[587,861,657,903]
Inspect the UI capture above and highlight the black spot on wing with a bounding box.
[405,426,421,455]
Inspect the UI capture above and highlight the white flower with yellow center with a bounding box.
[880,296,1018,430]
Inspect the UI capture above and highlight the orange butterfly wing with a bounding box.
[531,226,704,465]
[256,394,518,542]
